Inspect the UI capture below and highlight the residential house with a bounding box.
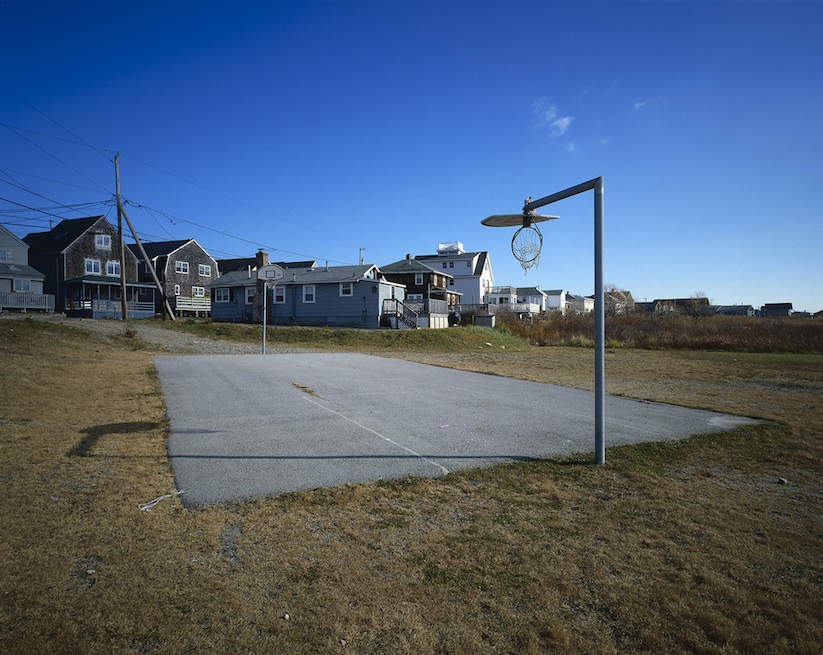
[380,255,459,306]
[605,289,635,315]
[129,239,218,317]
[761,303,793,317]
[487,286,540,317]
[566,293,594,314]
[210,251,318,323]
[415,242,493,306]
[380,255,458,328]
[714,305,755,317]
[543,289,567,313]
[211,259,405,328]
[24,216,155,318]
[0,223,54,313]
[517,287,549,312]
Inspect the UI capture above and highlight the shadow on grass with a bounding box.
[66,421,162,457]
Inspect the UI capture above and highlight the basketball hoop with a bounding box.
[481,201,557,275]
[511,223,543,273]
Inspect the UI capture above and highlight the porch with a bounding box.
[64,277,156,319]
[0,291,55,313]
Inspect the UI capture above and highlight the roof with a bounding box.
[380,257,452,277]
[211,264,395,288]
[216,257,319,275]
[128,240,191,260]
[24,216,109,255]
[63,275,155,287]
[0,262,45,279]
[414,249,489,277]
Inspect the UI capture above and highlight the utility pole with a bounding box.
[115,154,128,320]
[359,247,365,266]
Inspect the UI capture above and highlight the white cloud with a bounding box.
[532,97,558,130]
[550,116,574,137]
[565,141,578,153]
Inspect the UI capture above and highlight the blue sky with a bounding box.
[2,0,821,311]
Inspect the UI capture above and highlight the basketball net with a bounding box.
[511,224,543,274]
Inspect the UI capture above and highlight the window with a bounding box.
[303,284,315,303]
[13,279,31,292]
[85,258,101,275]
[174,284,181,296]
[245,288,255,304]
[95,234,111,249]
[192,286,205,298]
[442,263,447,269]
[414,273,424,286]
[274,285,285,304]
[0,250,13,263]
[106,260,120,276]
[215,288,231,302]
[175,261,189,274]
[449,262,454,268]
[339,282,353,297]
[198,264,212,277]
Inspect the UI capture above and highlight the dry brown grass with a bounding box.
[1,318,821,654]
[498,312,823,354]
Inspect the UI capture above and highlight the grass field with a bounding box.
[1,317,821,654]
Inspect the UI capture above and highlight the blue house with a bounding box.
[210,261,405,328]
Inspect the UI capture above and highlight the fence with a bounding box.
[0,291,55,312]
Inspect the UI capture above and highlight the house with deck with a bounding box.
[211,259,405,328]
[24,216,154,318]
[129,239,218,317]
[414,242,493,307]
[0,224,54,313]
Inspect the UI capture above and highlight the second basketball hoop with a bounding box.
[481,201,558,274]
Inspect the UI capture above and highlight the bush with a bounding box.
[496,312,823,353]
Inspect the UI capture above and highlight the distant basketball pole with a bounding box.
[483,177,605,464]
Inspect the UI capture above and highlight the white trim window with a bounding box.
[13,278,31,292]
[339,282,353,297]
[106,260,120,276]
[175,260,189,274]
[192,286,205,298]
[0,250,14,263]
[174,284,181,296]
[198,263,211,277]
[95,234,111,249]
[245,287,255,304]
[274,285,285,304]
[85,258,101,275]
[414,273,424,286]
[214,288,231,303]
[303,284,315,303]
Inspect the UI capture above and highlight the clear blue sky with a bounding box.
[2,1,821,311]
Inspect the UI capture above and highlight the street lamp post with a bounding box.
[485,176,605,464]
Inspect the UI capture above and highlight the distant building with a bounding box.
[714,305,755,317]
[415,242,493,306]
[761,303,793,317]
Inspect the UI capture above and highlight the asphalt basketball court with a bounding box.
[154,353,764,509]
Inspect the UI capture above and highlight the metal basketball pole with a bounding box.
[522,177,605,464]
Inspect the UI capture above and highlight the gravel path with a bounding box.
[1,314,311,355]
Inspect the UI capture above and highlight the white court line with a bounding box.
[302,396,450,475]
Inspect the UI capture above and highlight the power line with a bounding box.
[122,199,353,264]
[2,123,111,194]
[0,84,111,162]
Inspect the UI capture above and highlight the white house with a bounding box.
[544,289,568,313]
[517,286,549,312]
[566,293,594,314]
[415,242,493,306]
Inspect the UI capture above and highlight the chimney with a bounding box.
[256,249,269,268]
[406,253,411,260]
